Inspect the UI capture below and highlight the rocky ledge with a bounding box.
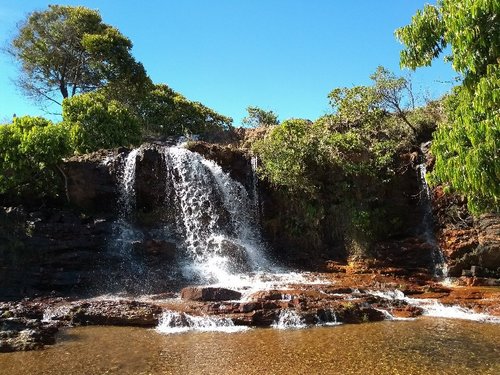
[2,272,499,352]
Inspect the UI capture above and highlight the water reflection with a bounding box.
[1,318,499,375]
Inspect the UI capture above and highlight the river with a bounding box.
[1,318,499,374]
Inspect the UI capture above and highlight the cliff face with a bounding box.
[1,142,498,299]
[0,206,112,298]
[432,186,500,278]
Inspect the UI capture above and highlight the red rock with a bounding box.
[180,287,242,302]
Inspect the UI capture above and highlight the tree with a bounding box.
[396,0,499,213]
[370,66,417,133]
[8,5,150,106]
[242,106,280,128]
[63,92,141,153]
[328,66,417,135]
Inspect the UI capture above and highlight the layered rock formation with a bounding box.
[432,186,500,278]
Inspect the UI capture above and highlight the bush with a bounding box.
[63,91,141,153]
[139,84,233,137]
[0,116,71,199]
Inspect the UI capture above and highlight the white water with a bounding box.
[368,289,500,323]
[272,309,306,329]
[119,148,141,217]
[42,305,71,323]
[156,310,249,334]
[163,146,271,284]
[107,147,145,292]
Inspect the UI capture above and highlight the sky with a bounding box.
[0,0,457,125]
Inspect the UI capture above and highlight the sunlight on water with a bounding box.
[1,319,499,375]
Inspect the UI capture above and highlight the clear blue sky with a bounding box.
[0,0,456,125]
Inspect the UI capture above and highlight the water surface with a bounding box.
[1,318,499,375]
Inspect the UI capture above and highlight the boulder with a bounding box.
[180,287,242,302]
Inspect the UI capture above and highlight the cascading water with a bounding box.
[163,146,271,284]
[106,147,146,293]
[416,145,448,279]
[250,155,261,221]
[272,309,307,329]
[156,310,249,334]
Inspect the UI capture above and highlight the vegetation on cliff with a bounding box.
[0,116,71,199]
[1,5,233,200]
[396,0,499,214]
[252,67,440,256]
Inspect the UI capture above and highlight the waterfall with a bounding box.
[106,147,146,293]
[163,146,270,284]
[250,155,260,221]
[416,146,448,279]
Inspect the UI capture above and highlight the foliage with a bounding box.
[253,67,428,255]
[63,92,141,153]
[8,5,150,106]
[328,66,417,134]
[139,84,232,137]
[0,116,71,198]
[397,0,500,213]
[253,119,315,192]
[242,106,279,128]
[428,80,499,213]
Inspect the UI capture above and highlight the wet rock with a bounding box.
[180,287,242,302]
[70,300,162,327]
[250,309,278,326]
[337,304,385,324]
[0,318,58,352]
[249,290,286,301]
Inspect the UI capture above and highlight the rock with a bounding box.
[391,305,423,318]
[248,290,286,301]
[0,318,58,352]
[70,300,162,327]
[186,142,253,189]
[63,149,122,213]
[180,287,242,302]
[432,186,500,277]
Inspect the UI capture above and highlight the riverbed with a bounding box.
[1,318,499,374]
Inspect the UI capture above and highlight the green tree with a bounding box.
[63,92,141,153]
[0,117,71,199]
[8,5,150,106]
[140,84,232,137]
[328,66,417,135]
[396,0,499,213]
[242,106,280,128]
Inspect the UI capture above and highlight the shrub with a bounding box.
[63,91,141,153]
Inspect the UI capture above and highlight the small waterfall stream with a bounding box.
[106,147,146,293]
[416,146,448,279]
